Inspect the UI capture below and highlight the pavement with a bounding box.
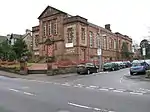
[0,68,150,112]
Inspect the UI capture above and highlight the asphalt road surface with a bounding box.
[0,68,150,112]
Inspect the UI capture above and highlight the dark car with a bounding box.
[77,63,99,75]
[123,61,132,68]
[130,61,149,75]
[103,62,119,71]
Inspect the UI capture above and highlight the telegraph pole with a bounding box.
[98,29,102,72]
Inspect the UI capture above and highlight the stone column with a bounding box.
[19,59,28,75]
[47,57,57,76]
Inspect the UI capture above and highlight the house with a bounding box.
[7,29,32,52]
[22,29,32,52]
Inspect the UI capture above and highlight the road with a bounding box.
[0,68,150,112]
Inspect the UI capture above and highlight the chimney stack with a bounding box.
[26,29,31,34]
[105,24,111,32]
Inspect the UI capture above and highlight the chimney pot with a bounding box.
[105,24,111,32]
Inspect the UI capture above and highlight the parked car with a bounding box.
[103,62,119,71]
[113,61,125,69]
[123,61,132,68]
[130,61,148,75]
[77,63,99,75]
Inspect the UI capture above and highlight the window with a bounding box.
[48,21,51,35]
[111,39,113,49]
[89,31,93,47]
[53,19,57,35]
[119,40,121,48]
[114,39,117,49]
[103,36,107,49]
[35,35,39,47]
[51,22,54,34]
[81,28,85,40]
[96,33,100,48]
[109,38,113,49]
[67,27,74,43]
[43,23,46,36]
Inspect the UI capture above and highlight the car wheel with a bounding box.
[96,69,99,73]
[143,71,146,75]
[77,72,81,75]
[130,72,133,75]
[87,70,90,75]
[112,68,115,71]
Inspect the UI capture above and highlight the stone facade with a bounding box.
[32,26,40,59]
[32,6,132,64]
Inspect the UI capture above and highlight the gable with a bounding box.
[23,34,32,41]
[38,6,67,19]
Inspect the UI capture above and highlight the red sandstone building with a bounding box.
[32,6,132,64]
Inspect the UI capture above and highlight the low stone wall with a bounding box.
[47,66,77,76]
[28,70,47,74]
[0,66,77,76]
[0,67,20,75]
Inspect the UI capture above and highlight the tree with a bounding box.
[8,50,17,61]
[0,40,15,60]
[140,39,150,59]
[121,42,130,60]
[13,38,28,59]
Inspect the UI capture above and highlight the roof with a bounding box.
[22,33,31,40]
[38,5,67,19]
[0,35,7,43]
[8,34,23,39]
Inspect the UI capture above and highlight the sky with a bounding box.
[0,0,150,44]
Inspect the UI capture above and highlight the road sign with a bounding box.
[97,48,102,56]
[142,48,146,56]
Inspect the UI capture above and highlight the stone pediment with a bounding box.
[38,6,67,19]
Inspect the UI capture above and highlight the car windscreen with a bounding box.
[103,63,112,67]
[85,63,94,67]
[132,63,141,67]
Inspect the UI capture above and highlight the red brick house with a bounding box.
[32,6,132,64]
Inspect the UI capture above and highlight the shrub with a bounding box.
[146,70,150,78]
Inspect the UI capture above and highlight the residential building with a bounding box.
[7,29,32,52]
[32,25,40,59]
[22,29,32,52]
[32,5,132,64]
[7,34,22,45]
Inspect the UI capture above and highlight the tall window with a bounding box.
[35,35,39,47]
[103,36,107,49]
[119,40,121,48]
[48,21,51,35]
[43,22,46,36]
[81,28,85,41]
[89,31,93,47]
[51,21,54,34]
[109,38,111,49]
[109,38,113,49]
[114,39,117,49]
[111,39,113,49]
[96,33,100,48]
[67,27,74,43]
[53,19,57,35]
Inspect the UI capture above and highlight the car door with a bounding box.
[86,63,95,73]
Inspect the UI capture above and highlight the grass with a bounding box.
[1,63,34,69]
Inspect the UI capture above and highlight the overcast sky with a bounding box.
[0,0,150,44]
